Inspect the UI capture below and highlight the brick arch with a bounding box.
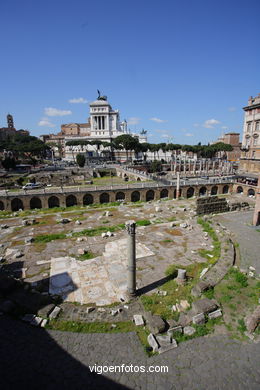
[131,191,140,202]
[48,196,60,208]
[187,187,195,198]
[83,193,93,205]
[0,200,4,210]
[66,194,77,207]
[30,197,42,209]
[116,191,125,201]
[211,186,218,195]
[146,189,155,201]
[160,188,168,198]
[11,198,24,211]
[237,186,243,194]
[248,188,255,196]
[100,192,109,204]
[199,186,207,196]
[223,185,229,194]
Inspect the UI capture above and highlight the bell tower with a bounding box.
[7,114,14,129]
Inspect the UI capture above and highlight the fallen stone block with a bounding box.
[147,333,159,353]
[192,313,205,325]
[30,316,43,326]
[133,314,145,326]
[49,306,61,319]
[158,340,178,354]
[144,313,166,334]
[156,335,172,346]
[22,314,36,322]
[41,319,48,327]
[183,326,196,336]
[245,306,260,333]
[192,298,218,315]
[208,309,222,320]
[167,326,182,336]
[25,237,35,244]
[38,304,55,318]
[75,220,82,225]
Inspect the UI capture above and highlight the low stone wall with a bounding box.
[196,196,229,215]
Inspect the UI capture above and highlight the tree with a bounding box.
[113,135,139,162]
[150,160,162,173]
[76,154,86,167]
[1,157,16,170]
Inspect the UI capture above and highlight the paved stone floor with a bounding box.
[215,210,260,275]
[49,240,154,305]
[0,316,259,390]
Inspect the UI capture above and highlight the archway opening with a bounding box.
[0,200,4,210]
[248,188,255,196]
[146,190,155,201]
[211,186,218,195]
[48,196,60,208]
[160,189,168,199]
[187,187,195,198]
[66,194,77,207]
[131,191,140,202]
[115,192,125,201]
[199,186,207,196]
[223,185,229,194]
[83,194,93,205]
[237,186,243,194]
[100,192,109,204]
[11,198,24,211]
[30,197,42,209]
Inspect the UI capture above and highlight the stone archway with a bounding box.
[48,196,60,208]
[223,185,229,194]
[116,192,125,201]
[30,197,42,209]
[83,193,93,205]
[146,190,155,201]
[237,186,243,194]
[199,186,207,196]
[160,189,168,198]
[211,186,218,195]
[0,200,4,210]
[248,188,255,196]
[131,191,140,202]
[187,187,195,198]
[100,192,109,204]
[66,194,77,207]
[11,198,24,211]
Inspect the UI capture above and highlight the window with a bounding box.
[247,122,252,133]
[256,122,260,131]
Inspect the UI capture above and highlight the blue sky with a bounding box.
[0,0,259,145]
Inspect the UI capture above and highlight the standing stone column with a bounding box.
[213,161,216,175]
[176,172,180,199]
[125,221,136,297]
[199,160,202,175]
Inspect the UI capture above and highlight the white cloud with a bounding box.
[69,97,88,104]
[228,106,236,112]
[150,117,167,123]
[38,117,55,127]
[193,123,200,127]
[162,134,170,139]
[128,117,140,125]
[203,119,221,128]
[185,133,194,137]
[221,126,228,130]
[44,107,72,117]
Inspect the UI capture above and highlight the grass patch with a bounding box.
[77,251,97,261]
[197,217,221,263]
[72,223,125,238]
[136,219,151,227]
[34,233,67,243]
[161,239,173,243]
[46,319,151,355]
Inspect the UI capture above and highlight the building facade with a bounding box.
[240,94,260,173]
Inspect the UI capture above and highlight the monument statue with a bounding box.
[97,89,107,101]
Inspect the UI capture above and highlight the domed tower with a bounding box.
[7,114,14,129]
